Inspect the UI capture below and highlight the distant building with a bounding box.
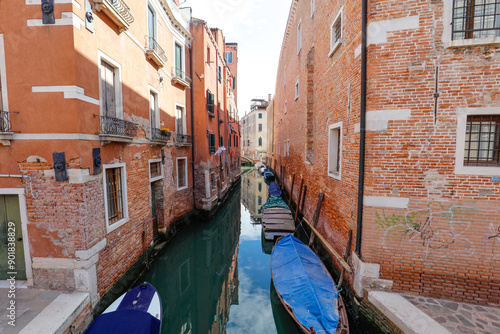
[241,97,269,161]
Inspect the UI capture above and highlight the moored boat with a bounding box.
[264,170,275,181]
[271,234,349,334]
[86,282,162,334]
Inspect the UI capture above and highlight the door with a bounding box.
[0,195,26,280]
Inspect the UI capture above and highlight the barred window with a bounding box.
[452,0,500,40]
[464,115,500,166]
[105,166,125,224]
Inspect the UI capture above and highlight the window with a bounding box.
[456,108,500,174]
[176,105,186,135]
[175,43,183,76]
[100,59,120,118]
[177,157,188,190]
[258,196,262,205]
[147,5,157,48]
[330,9,343,56]
[295,81,299,100]
[464,115,500,166]
[209,133,216,153]
[232,77,236,89]
[259,137,263,146]
[258,124,262,132]
[218,66,222,83]
[311,0,315,16]
[452,0,500,40]
[220,136,224,147]
[103,163,128,232]
[207,45,211,63]
[297,21,302,53]
[225,51,233,64]
[149,160,162,182]
[258,183,262,192]
[328,122,342,179]
[207,90,215,114]
[150,90,159,130]
[258,113,262,119]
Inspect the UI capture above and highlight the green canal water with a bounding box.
[141,169,387,334]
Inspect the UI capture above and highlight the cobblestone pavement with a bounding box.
[0,287,61,334]
[403,294,500,334]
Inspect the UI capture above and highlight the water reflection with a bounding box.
[142,170,301,334]
[241,169,268,222]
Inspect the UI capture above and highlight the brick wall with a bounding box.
[271,0,500,305]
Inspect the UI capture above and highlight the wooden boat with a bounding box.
[86,282,162,334]
[264,170,275,181]
[271,234,349,334]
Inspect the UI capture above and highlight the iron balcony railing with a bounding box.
[108,0,134,24]
[151,127,171,142]
[172,67,192,83]
[0,111,12,132]
[100,116,138,137]
[147,37,168,64]
[175,133,192,145]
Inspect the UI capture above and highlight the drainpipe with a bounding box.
[355,0,368,256]
[189,33,196,208]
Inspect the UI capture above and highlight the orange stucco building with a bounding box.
[0,0,239,331]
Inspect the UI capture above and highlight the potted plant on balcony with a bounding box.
[160,128,171,139]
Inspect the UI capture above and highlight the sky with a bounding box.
[182,0,292,118]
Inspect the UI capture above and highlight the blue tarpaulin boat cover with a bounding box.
[86,309,161,334]
[261,195,289,210]
[268,182,282,196]
[271,234,339,333]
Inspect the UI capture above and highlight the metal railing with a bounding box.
[0,111,12,132]
[147,37,168,64]
[100,116,138,137]
[151,127,171,142]
[172,67,192,83]
[108,0,134,24]
[175,133,192,145]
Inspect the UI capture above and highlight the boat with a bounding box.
[268,181,282,196]
[258,166,266,174]
[271,234,349,334]
[264,170,275,181]
[86,282,162,334]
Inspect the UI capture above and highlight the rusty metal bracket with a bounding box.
[52,152,68,181]
[41,0,55,24]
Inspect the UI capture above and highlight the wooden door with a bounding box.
[0,195,26,280]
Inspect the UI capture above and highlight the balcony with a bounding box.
[94,0,134,32]
[146,37,167,68]
[150,127,171,145]
[174,133,192,147]
[99,115,138,144]
[0,111,14,145]
[171,67,191,88]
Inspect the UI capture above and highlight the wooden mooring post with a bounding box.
[308,193,325,246]
[294,178,304,223]
[288,174,296,206]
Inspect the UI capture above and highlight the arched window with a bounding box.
[258,137,262,146]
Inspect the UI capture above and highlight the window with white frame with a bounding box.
[175,42,183,77]
[297,21,302,54]
[329,9,343,57]
[225,51,233,64]
[149,160,163,182]
[176,105,186,135]
[328,122,342,179]
[177,157,188,190]
[452,0,500,40]
[147,4,157,49]
[103,163,128,231]
[455,108,500,175]
[99,57,122,118]
[311,0,315,16]
[150,90,159,130]
[295,81,299,100]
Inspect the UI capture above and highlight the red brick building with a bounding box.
[270,0,500,306]
[0,0,238,330]
[191,20,240,211]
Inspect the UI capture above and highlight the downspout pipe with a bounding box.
[355,0,368,255]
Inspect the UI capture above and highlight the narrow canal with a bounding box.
[141,169,388,334]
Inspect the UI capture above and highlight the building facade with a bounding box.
[241,98,269,161]
[191,20,240,212]
[0,0,239,331]
[269,0,500,306]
